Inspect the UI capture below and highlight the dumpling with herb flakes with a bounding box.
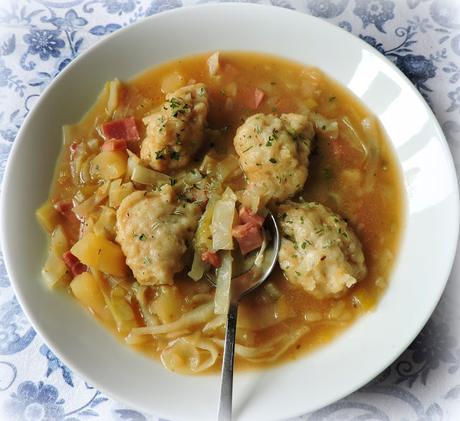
[234,113,314,208]
[277,201,366,299]
[116,185,201,286]
[141,83,209,173]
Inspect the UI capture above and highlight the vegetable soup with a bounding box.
[36,52,404,374]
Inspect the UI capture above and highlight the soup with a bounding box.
[36,52,404,374]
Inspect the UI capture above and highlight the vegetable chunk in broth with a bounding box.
[36,52,404,374]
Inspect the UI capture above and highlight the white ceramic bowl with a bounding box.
[1,4,459,421]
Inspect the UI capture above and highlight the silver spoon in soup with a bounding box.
[208,211,280,421]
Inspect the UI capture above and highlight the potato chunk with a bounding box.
[70,272,110,321]
[277,202,366,299]
[140,83,208,173]
[234,113,314,207]
[90,150,127,181]
[116,185,201,285]
[71,233,128,277]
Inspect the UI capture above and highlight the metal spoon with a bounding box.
[217,211,280,421]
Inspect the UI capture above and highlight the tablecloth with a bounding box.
[0,0,459,420]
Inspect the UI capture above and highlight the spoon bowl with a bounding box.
[230,213,281,301]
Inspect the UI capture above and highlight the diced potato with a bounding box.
[150,286,183,324]
[109,180,135,209]
[70,272,111,322]
[36,202,60,233]
[42,225,70,288]
[161,72,185,93]
[71,233,128,277]
[90,150,127,181]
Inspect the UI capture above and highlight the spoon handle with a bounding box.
[218,301,239,421]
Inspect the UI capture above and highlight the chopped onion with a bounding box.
[341,116,368,159]
[106,79,121,116]
[161,72,185,94]
[311,112,339,140]
[207,51,220,77]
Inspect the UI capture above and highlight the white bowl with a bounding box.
[1,4,459,421]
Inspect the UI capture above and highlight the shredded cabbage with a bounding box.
[188,249,209,281]
[72,182,109,219]
[132,283,159,327]
[216,155,240,181]
[211,188,236,251]
[203,314,226,333]
[214,251,232,315]
[361,117,380,193]
[194,198,216,255]
[42,225,69,288]
[213,326,310,362]
[130,302,214,336]
[126,150,140,181]
[106,287,137,335]
[131,163,171,187]
[161,333,219,373]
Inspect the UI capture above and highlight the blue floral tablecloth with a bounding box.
[0,0,459,420]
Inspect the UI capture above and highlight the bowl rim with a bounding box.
[1,3,459,420]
